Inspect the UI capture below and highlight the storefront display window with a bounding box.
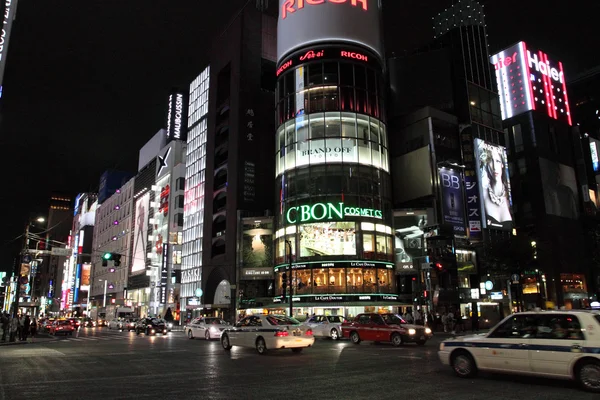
[377,269,393,293]
[363,268,377,293]
[347,267,363,293]
[328,268,346,293]
[294,269,312,295]
[299,222,356,258]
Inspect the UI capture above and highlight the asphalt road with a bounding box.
[0,327,597,400]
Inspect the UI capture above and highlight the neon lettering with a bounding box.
[527,50,564,84]
[285,202,381,224]
[299,49,324,61]
[277,59,293,76]
[281,0,368,20]
[341,50,368,62]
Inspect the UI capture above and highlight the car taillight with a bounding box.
[274,331,289,337]
[305,329,313,336]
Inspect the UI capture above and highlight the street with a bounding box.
[0,328,597,400]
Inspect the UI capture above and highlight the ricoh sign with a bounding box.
[277,0,382,63]
[490,41,571,125]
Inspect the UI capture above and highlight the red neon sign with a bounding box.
[341,50,368,62]
[281,0,368,20]
[277,60,293,77]
[299,49,324,61]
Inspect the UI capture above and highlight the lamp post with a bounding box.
[285,240,293,318]
[10,216,45,342]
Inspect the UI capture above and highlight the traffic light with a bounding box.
[102,252,121,267]
[435,262,444,271]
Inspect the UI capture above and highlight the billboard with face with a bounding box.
[539,158,579,219]
[132,192,150,273]
[474,139,513,230]
[277,0,383,63]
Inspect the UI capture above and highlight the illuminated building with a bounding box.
[180,2,277,322]
[273,0,399,317]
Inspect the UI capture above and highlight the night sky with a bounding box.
[0,0,598,272]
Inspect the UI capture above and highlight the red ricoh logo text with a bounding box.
[281,0,368,20]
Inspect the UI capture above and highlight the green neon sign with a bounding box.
[285,202,383,224]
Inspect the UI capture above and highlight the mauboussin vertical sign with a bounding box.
[438,168,466,235]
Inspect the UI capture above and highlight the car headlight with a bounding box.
[209,326,218,333]
[425,328,432,334]
[167,323,173,328]
[408,329,416,335]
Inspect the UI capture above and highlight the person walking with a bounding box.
[22,315,30,341]
[17,314,24,341]
[30,317,37,342]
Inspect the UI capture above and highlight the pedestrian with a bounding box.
[471,310,479,332]
[413,308,422,325]
[30,317,37,342]
[17,314,24,341]
[441,312,448,332]
[22,314,30,341]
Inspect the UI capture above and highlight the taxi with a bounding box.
[221,315,314,355]
[438,310,600,392]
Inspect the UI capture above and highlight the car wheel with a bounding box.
[291,348,303,353]
[416,340,427,346]
[330,328,339,340]
[576,359,600,393]
[187,330,194,339]
[391,333,403,347]
[205,330,211,341]
[221,334,232,350]
[256,337,267,355]
[451,351,478,379]
[350,331,361,344]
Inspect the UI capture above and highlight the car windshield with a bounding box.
[266,316,300,326]
[205,318,226,325]
[381,314,406,325]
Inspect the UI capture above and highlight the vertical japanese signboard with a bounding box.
[459,124,482,239]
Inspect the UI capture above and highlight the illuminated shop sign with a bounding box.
[166,91,188,141]
[281,0,368,20]
[285,202,382,224]
[276,260,393,269]
[277,46,376,76]
[490,41,571,125]
[274,294,398,303]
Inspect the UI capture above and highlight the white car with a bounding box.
[304,315,346,340]
[439,310,600,393]
[221,315,315,355]
[186,317,229,340]
[107,318,125,330]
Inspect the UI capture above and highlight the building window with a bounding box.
[512,124,524,153]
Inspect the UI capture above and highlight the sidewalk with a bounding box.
[0,334,58,347]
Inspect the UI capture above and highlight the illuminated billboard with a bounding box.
[132,192,150,273]
[490,41,571,125]
[166,91,188,142]
[286,202,382,224]
[299,222,356,257]
[277,0,382,63]
[438,168,466,235]
[474,139,513,230]
[590,138,600,173]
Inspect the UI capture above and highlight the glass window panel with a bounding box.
[339,63,354,86]
[313,268,328,293]
[285,120,295,148]
[378,268,393,293]
[284,72,294,96]
[354,66,366,90]
[363,268,377,293]
[366,69,376,93]
[308,64,323,86]
[340,87,354,112]
[369,119,379,143]
[347,268,363,293]
[299,222,356,257]
[328,268,346,293]
[356,89,368,114]
[309,113,325,139]
[363,233,374,258]
[323,62,339,85]
[341,113,356,138]
[296,115,309,143]
[295,269,312,295]
[323,86,339,111]
[371,142,381,170]
[343,137,358,164]
[324,112,341,137]
[309,87,324,113]
[285,144,295,172]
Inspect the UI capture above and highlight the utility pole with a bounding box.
[286,240,293,318]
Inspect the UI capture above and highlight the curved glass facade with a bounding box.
[274,45,394,301]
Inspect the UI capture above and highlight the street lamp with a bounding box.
[9,216,46,342]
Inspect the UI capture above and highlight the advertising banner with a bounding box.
[590,138,600,173]
[277,0,382,63]
[539,158,579,219]
[474,139,513,230]
[438,168,466,235]
[490,41,571,125]
[132,192,150,273]
[160,244,168,305]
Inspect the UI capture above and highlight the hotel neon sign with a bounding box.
[286,202,382,224]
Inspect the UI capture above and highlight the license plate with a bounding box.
[295,339,303,342]
[420,335,425,340]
